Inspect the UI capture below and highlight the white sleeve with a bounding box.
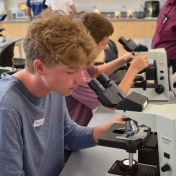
[45,0,51,7]
[69,0,74,6]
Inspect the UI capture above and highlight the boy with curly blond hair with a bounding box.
[0,10,125,176]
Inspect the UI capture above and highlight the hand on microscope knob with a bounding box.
[104,115,125,131]
[113,115,125,124]
[121,52,135,63]
[93,115,124,143]
[130,55,149,74]
[122,116,131,121]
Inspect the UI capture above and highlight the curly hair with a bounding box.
[23,9,98,73]
[80,12,114,44]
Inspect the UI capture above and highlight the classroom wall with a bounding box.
[0,0,5,13]
[2,0,166,13]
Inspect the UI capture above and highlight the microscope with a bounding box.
[88,73,176,176]
[117,36,173,101]
[0,14,7,42]
[0,28,6,42]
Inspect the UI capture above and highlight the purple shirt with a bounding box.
[66,65,101,126]
[151,0,176,59]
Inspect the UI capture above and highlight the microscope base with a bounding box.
[107,160,157,176]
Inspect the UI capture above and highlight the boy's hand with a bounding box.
[122,52,135,63]
[130,55,149,74]
[92,115,124,143]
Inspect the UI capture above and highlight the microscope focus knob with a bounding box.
[160,76,164,80]
[155,84,164,94]
[161,164,171,172]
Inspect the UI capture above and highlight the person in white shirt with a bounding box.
[45,0,76,17]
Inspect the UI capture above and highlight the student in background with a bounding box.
[26,0,47,20]
[66,12,149,127]
[45,0,76,17]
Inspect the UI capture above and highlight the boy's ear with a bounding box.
[33,59,44,75]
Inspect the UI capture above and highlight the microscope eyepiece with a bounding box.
[96,73,111,89]
[118,36,127,46]
[88,78,105,96]
[118,36,148,52]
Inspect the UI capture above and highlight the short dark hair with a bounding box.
[80,12,114,44]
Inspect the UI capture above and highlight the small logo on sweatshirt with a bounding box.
[33,118,45,127]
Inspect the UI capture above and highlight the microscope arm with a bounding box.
[88,72,174,130]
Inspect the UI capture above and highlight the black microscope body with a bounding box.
[88,73,159,176]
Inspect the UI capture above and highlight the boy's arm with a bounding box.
[118,55,148,94]
[94,52,135,78]
[0,110,24,175]
[95,54,148,94]
[26,7,33,21]
[45,0,52,10]
[47,6,52,10]
[70,4,76,17]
